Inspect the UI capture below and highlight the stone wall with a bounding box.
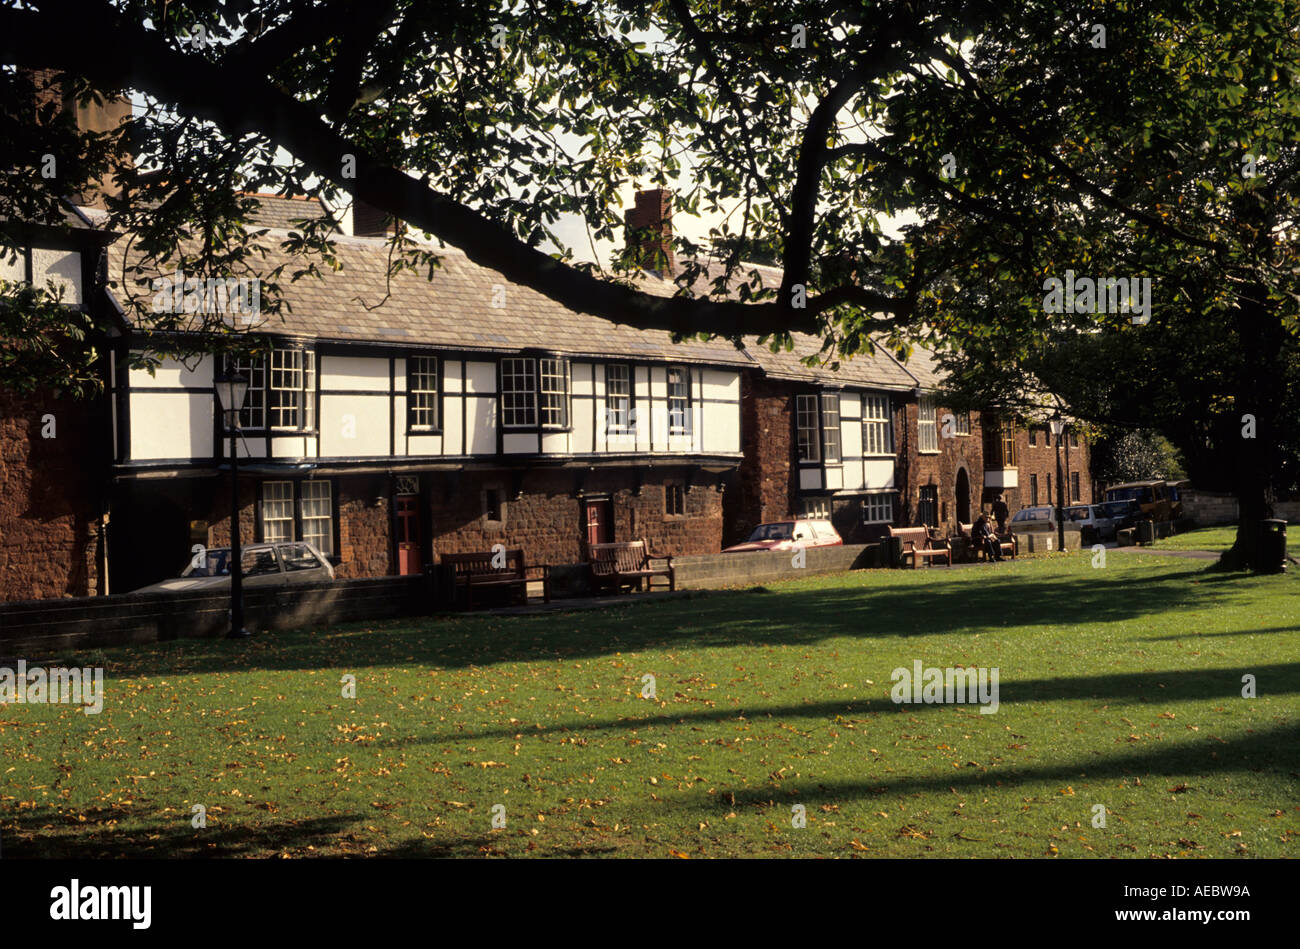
[724,373,795,546]
[0,389,103,601]
[428,467,726,565]
[1179,489,1238,526]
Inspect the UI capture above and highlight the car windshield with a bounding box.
[748,523,794,542]
[1102,501,1134,518]
[1065,507,1090,521]
[181,549,232,578]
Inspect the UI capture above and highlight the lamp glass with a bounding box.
[216,371,249,416]
[1049,418,1065,437]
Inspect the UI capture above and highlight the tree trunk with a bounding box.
[1224,285,1281,570]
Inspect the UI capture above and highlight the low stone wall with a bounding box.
[672,544,878,590]
[1180,489,1239,526]
[0,575,433,656]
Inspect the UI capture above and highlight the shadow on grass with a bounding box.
[0,811,363,859]
[67,558,1268,677]
[665,719,1300,811]
[380,660,1300,745]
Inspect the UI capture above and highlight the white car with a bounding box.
[133,542,336,593]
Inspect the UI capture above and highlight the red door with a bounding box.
[585,498,614,547]
[396,495,422,575]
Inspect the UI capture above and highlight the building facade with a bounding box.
[0,188,1097,601]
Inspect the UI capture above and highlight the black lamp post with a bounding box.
[1050,415,1066,553]
[215,370,251,639]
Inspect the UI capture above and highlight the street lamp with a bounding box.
[215,370,251,639]
[1049,414,1066,553]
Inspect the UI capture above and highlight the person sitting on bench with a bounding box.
[972,514,1004,562]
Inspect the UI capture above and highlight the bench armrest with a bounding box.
[645,554,673,566]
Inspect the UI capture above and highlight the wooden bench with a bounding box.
[440,549,550,610]
[588,539,675,593]
[957,523,1017,561]
[888,526,951,568]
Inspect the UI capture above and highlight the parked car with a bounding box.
[132,542,336,593]
[1008,506,1058,532]
[1063,502,1136,544]
[1166,479,1190,520]
[1104,480,1173,521]
[723,519,843,553]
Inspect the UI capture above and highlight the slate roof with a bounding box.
[103,193,952,383]
[240,193,339,232]
[107,205,754,367]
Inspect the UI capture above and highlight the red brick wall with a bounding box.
[724,373,795,545]
[896,400,985,533]
[624,188,674,273]
[982,418,1093,512]
[198,468,725,580]
[0,390,101,600]
[205,476,393,578]
[429,468,724,564]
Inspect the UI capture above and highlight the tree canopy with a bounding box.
[4,0,1300,561]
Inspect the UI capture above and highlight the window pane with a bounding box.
[607,364,632,433]
[668,367,690,435]
[862,394,893,455]
[281,544,322,571]
[262,481,294,543]
[918,395,937,452]
[501,358,536,427]
[540,358,569,428]
[861,493,894,524]
[409,356,439,430]
[231,355,266,430]
[299,481,333,555]
[796,394,819,462]
[270,349,303,429]
[820,393,841,463]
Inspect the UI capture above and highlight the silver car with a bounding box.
[133,542,335,593]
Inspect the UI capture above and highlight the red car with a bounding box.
[722,519,843,553]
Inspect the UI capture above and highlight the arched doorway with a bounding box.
[955,468,971,525]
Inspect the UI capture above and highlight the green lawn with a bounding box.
[3,552,1298,858]
[1149,525,1242,552]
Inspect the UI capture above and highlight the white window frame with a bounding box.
[269,348,315,431]
[861,493,895,524]
[918,394,938,453]
[539,357,570,429]
[501,357,537,428]
[667,366,691,435]
[408,356,439,431]
[796,394,820,463]
[299,481,333,555]
[261,481,295,544]
[797,497,832,520]
[606,363,633,434]
[862,394,894,456]
[820,393,841,464]
[226,354,266,431]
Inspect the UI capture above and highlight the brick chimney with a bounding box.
[351,199,400,238]
[624,187,674,274]
[22,69,132,209]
